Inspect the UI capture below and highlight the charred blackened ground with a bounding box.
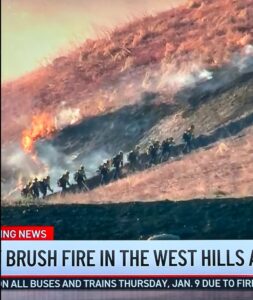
[39,66,253,161]
[45,93,177,157]
[2,197,253,240]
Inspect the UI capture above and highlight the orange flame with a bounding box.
[21,113,56,153]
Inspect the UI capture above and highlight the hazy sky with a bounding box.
[2,0,184,82]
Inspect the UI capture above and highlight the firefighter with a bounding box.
[112,151,123,180]
[57,171,71,195]
[128,150,136,172]
[149,140,160,165]
[99,162,110,185]
[127,145,140,172]
[134,145,141,169]
[146,142,153,167]
[30,177,40,199]
[106,159,112,169]
[79,165,87,179]
[39,176,54,199]
[161,137,175,161]
[21,182,30,198]
[74,166,89,192]
[27,181,33,198]
[136,145,143,169]
[119,151,124,167]
[188,124,195,136]
[183,125,195,153]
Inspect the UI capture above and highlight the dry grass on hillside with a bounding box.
[2,0,253,143]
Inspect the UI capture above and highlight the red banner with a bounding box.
[1,226,54,240]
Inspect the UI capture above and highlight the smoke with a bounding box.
[1,102,112,201]
[184,44,253,97]
[157,64,214,91]
[244,45,253,56]
[233,45,253,73]
[138,44,253,103]
[1,137,76,200]
[1,144,44,201]
[35,141,112,189]
[55,107,81,129]
[33,142,74,194]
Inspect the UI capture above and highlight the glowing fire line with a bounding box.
[21,113,56,153]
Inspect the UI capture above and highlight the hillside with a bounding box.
[48,127,253,204]
[1,0,253,202]
[2,0,253,144]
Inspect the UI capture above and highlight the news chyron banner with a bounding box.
[1,226,253,290]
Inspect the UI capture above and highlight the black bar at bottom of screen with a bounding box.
[1,277,253,290]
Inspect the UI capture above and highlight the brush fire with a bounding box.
[1,0,253,202]
[21,113,56,153]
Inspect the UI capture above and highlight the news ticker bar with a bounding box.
[1,240,253,275]
[1,277,253,290]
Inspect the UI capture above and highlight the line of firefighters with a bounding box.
[21,125,195,199]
